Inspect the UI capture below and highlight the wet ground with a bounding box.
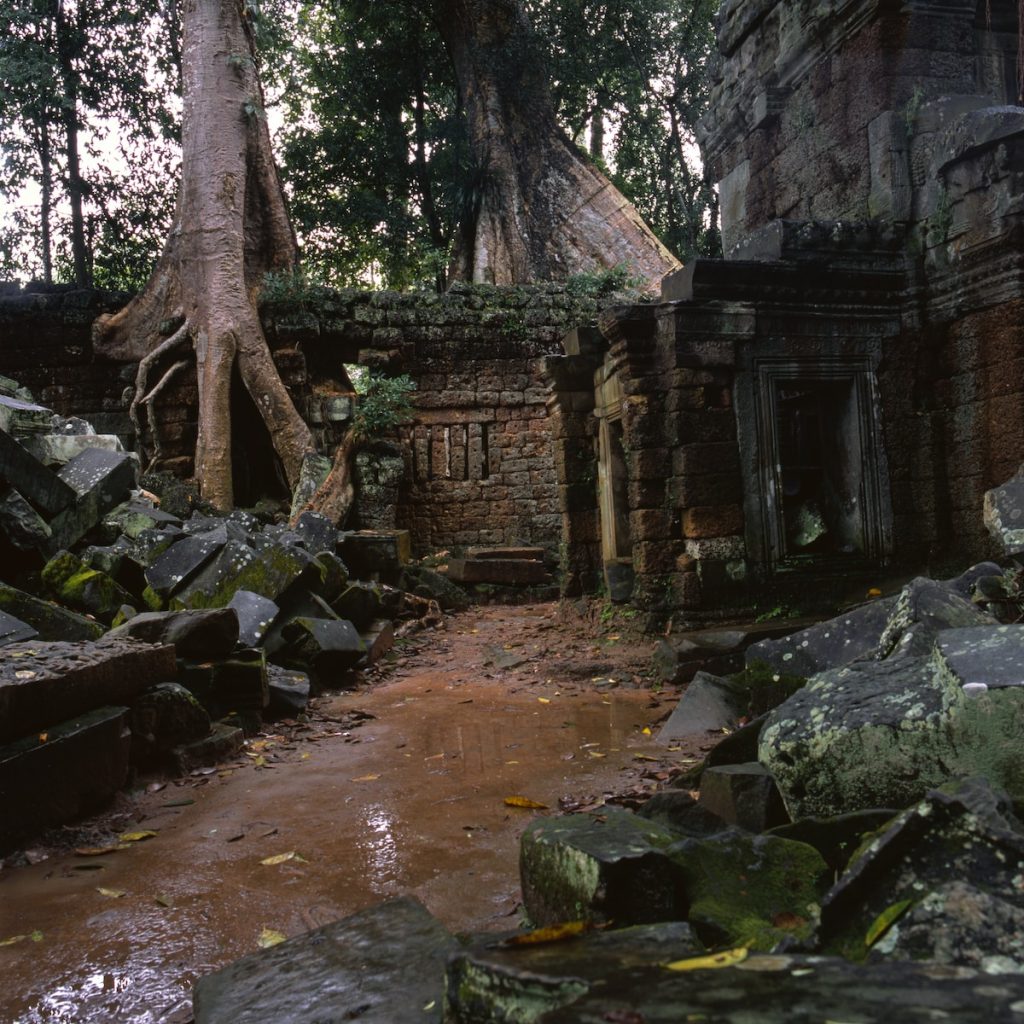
[0,602,696,1024]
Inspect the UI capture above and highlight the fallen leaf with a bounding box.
[0,935,27,947]
[261,851,298,866]
[665,947,748,972]
[537,697,551,704]
[641,727,652,736]
[503,921,588,946]
[257,928,286,949]
[633,754,659,763]
[504,796,548,810]
[74,845,125,857]
[865,899,913,948]
[146,782,166,793]
[351,773,381,782]
[587,750,606,759]
[119,830,158,843]
[37,731,47,742]
[155,895,173,908]
[96,887,127,899]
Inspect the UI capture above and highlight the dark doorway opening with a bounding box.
[230,366,289,507]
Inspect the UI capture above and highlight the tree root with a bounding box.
[129,319,192,467]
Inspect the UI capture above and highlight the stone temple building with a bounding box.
[548,0,1024,622]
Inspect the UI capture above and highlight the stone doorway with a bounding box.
[595,365,634,600]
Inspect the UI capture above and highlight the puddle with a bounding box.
[0,613,681,1024]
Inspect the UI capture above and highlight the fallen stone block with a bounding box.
[266,666,311,718]
[331,581,383,630]
[360,619,395,666]
[0,426,76,516]
[0,581,103,641]
[0,487,52,550]
[21,432,127,468]
[520,810,682,928]
[0,636,176,743]
[292,510,338,555]
[654,629,752,684]
[130,682,211,764]
[0,706,131,852]
[144,531,228,600]
[467,546,546,561]
[445,922,700,1024]
[45,447,139,554]
[819,777,1024,965]
[0,393,55,436]
[448,557,551,585]
[760,626,1024,818]
[179,650,269,715]
[170,720,244,775]
[107,608,240,660]
[280,617,366,685]
[41,549,134,624]
[192,896,458,1024]
[403,564,470,611]
[668,828,828,950]
[102,500,183,540]
[984,466,1024,555]
[767,808,900,872]
[535,955,1024,1023]
[0,609,38,648]
[312,550,349,602]
[637,791,730,838]
[338,529,411,584]
[657,671,746,743]
[228,590,280,648]
[698,762,789,833]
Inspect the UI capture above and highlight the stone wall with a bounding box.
[0,281,617,558]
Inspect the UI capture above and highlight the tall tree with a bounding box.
[429,0,680,285]
[93,0,312,510]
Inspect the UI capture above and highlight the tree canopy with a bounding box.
[0,0,721,291]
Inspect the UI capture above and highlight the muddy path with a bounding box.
[0,602,697,1024]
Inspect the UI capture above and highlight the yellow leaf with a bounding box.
[504,795,548,810]
[504,921,588,946]
[253,755,267,768]
[257,928,286,949]
[867,587,883,598]
[38,732,47,742]
[96,887,127,899]
[865,899,913,948]
[119,830,158,843]
[75,845,125,857]
[261,851,297,866]
[0,935,27,947]
[537,697,551,704]
[634,754,659,762]
[587,750,606,759]
[642,727,652,736]
[352,773,380,782]
[666,947,748,972]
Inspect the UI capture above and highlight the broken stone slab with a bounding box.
[745,596,897,676]
[0,636,177,743]
[767,808,900,873]
[637,790,730,838]
[445,922,701,1024]
[107,608,240,660]
[279,617,366,686]
[984,466,1024,555]
[0,487,52,549]
[0,393,56,436]
[41,549,134,624]
[144,531,228,599]
[45,448,140,555]
[876,574,997,659]
[179,649,269,716]
[533,956,1024,1023]
[698,762,789,833]
[403,564,470,611]
[312,550,349,602]
[654,628,771,684]
[667,828,829,950]
[934,624,1024,689]
[656,671,747,743]
[21,432,126,468]
[0,581,103,642]
[0,705,131,852]
[331,581,383,631]
[519,809,682,928]
[102,500,183,540]
[81,539,147,597]
[170,720,244,775]
[266,666,311,717]
[360,619,395,666]
[0,609,38,647]
[760,630,1024,819]
[818,778,1024,965]
[338,529,411,585]
[228,590,280,648]
[130,682,211,764]
[292,510,339,556]
[0,427,77,516]
[192,896,458,1024]
[448,557,551,585]
[171,540,316,611]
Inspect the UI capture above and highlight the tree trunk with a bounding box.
[93,0,313,511]
[36,120,54,285]
[431,0,680,287]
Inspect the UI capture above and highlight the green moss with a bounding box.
[142,585,165,611]
[731,660,807,718]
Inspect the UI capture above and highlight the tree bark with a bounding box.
[431,0,680,287]
[93,0,313,510]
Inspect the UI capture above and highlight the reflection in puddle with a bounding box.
[359,804,400,896]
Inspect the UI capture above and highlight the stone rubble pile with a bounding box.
[0,377,458,853]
